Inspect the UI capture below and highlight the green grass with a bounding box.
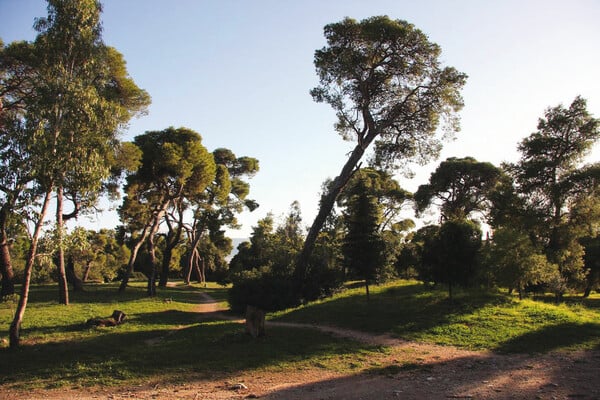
[0,281,380,389]
[272,280,600,353]
[1,279,599,390]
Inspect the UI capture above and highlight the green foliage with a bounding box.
[311,16,466,168]
[505,96,600,296]
[414,156,503,221]
[230,203,344,311]
[433,220,482,298]
[228,269,299,313]
[485,227,559,298]
[342,176,386,291]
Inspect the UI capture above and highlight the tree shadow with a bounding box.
[261,349,600,399]
[0,322,374,389]
[495,322,600,354]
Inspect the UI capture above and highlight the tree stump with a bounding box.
[245,305,265,338]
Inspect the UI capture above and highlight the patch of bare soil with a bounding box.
[4,290,600,400]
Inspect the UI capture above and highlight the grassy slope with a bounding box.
[273,280,600,353]
[1,279,599,389]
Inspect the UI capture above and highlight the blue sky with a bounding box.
[1,0,599,237]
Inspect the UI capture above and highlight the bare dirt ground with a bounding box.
[3,290,600,400]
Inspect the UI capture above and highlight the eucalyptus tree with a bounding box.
[295,16,467,289]
[508,97,600,295]
[14,0,149,304]
[0,43,34,297]
[414,157,503,222]
[118,127,216,295]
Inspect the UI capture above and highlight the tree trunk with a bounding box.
[82,261,92,282]
[194,254,203,284]
[0,231,15,297]
[146,228,158,297]
[199,256,206,285]
[294,142,368,293]
[118,230,148,292]
[10,191,52,347]
[245,305,266,338]
[0,204,16,297]
[65,254,84,292]
[158,243,172,288]
[365,280,370,302]
[184,249,193,285]
[119,202,168,293]
[56,187,69,305]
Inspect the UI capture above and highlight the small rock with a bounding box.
[231,383,248,390]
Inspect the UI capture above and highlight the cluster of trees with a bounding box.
[230,16,599,315]
[0,0,258,347]
[233,95,600,309]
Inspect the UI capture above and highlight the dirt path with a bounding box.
[6,289,600,400]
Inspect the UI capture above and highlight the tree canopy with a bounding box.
[414,156,503,222]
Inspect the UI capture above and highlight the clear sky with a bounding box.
[1,0,599,237]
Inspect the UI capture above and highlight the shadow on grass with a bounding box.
[0,321,372,389]
[495,322,600,354]
[273,282,505,338]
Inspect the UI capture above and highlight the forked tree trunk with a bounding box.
[119,203,167,293]
[10,191,52,347]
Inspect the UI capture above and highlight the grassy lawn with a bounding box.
[1,279,599,390]
[0,281,380,389]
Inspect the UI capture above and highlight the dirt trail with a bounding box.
[6,288,600,400]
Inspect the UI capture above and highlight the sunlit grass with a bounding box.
[273,280,600,352]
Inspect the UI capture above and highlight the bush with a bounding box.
[229,269,300,313]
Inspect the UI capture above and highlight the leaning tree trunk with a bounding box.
[118,230,148,292]
[294,141,369,292]
[10,191,52,347]
[82,261,92,282]
[55,187,69,305]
